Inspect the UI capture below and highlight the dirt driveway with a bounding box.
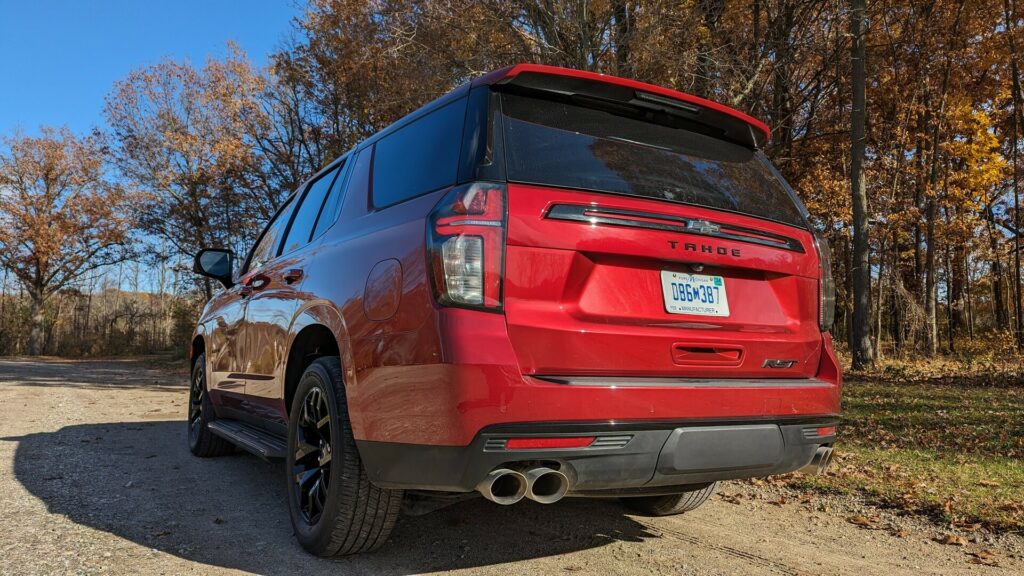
[0,359,1020,575]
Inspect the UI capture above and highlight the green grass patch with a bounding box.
[786,376,1024,532]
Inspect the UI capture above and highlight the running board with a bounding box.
[208,420,288,460]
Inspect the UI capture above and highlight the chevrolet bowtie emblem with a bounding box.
[688,220,721,235]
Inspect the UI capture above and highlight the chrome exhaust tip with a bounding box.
[476,468,528,505]
[524,467,570,504]
[798,446,834,475]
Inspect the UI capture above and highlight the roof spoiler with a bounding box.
[473,64,770,149]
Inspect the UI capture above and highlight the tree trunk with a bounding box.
[990,216,1010,330]
[923,2,962,355]
[849,0,874,369]
[695,0,726,98]
[1006,0,1024,350]
[27,290,46,356]
[612,0,633,77]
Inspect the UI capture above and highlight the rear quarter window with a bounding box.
[372,98,467,208]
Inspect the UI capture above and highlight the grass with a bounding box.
[785,360,1024,533]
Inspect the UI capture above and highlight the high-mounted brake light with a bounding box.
[814,233,836,332]
[428,182,507,310]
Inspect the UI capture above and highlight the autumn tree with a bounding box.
[0,127,135,354]
[104,47,269,298]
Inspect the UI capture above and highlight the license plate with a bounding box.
[661,271,730,317]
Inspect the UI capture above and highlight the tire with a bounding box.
[286,356,403,556]
[620,482,718,516]
[187,352,234,457]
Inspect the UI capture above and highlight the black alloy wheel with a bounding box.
[188,362,206,449]
[187,352,233,457]
[292,386,334,525]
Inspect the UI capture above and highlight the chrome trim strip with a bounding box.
[534,376,832,388]
[545,204,805,253]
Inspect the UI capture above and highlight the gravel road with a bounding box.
[1,358,1021,575]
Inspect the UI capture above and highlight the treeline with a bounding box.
[1,0,1022,364]
[0,264,198,356]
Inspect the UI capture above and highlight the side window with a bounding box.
[372,97,466,208]
[311,157,352,240]
[281,164,341,255]
[246,196,295,273]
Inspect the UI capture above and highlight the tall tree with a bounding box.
[849,0,874,368]
[1005,0,1024,350]
[0,128,135,354]
[104,48,267,298]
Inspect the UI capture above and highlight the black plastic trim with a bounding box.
[546,203,806,253]
[208,419,288,460]
[357,418,840,493]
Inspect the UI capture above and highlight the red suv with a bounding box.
[190,64,841,556]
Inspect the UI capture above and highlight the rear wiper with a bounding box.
[606,135,673,151]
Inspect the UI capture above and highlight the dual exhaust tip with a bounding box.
[476,467,569,505]
[798,446,834,476]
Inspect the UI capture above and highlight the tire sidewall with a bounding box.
[188,353,210,452]
[286,360,345,552]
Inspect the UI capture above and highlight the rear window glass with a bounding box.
[499,92,805,227]
[372,98,466,208]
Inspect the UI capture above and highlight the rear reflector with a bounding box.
[816,426,837,437]
[505,436,596,450]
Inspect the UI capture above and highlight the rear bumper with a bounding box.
[346,310,843,446]
[357,418,837,493]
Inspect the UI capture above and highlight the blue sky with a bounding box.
[0,0,301,136]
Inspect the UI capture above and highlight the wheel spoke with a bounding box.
[294,440,319,461]
[307,476,322,511]
[294,467,319,488]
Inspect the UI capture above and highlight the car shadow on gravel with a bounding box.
[5,421,658,575]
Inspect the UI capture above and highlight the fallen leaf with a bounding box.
[848,515,881,528]
[720,493,742,505]
[977,480,1000,487]
[935,534,968,546]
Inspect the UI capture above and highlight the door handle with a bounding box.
[240,274,270,297]
[283,269,304,284]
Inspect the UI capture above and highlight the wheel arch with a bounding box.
[284,303,355,418]
[190,329,206,372]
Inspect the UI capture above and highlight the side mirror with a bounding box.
[193,248,235,288]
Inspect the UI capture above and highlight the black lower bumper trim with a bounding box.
[357,417,838,493]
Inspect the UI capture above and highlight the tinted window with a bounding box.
[281,165,340,255]
[312,157,352,239]
[372,98,466,208]
[500,92,805,227]
[247,196,295,272]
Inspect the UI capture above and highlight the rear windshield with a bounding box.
[499,92,806,228]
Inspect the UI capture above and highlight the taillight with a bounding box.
[814,232,836,332]
[428,182,506,310]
